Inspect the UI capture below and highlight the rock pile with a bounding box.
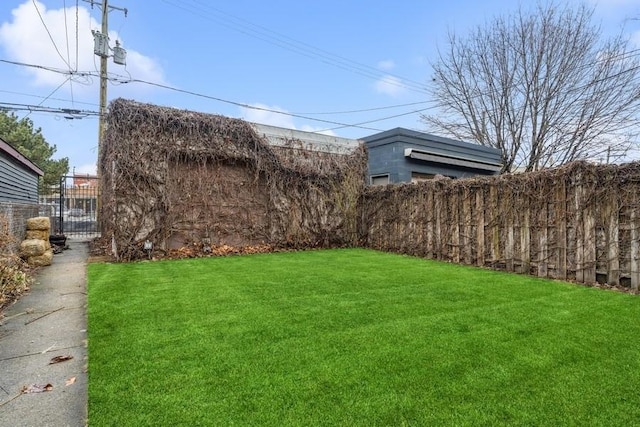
[20,217,53,267]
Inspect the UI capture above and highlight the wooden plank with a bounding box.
[556,182,567,280]
[607,197,620,286]
[435,187,442,259]
[452,189,460,263]
[426,185,434,259]
[476,188,485,267]
[463,188,472,264]
[575,175,584,283]
[490,185,500,263]
[584,200,597,284]
[521,204,531,275]
[506,203,515,272]
[538,202,548,278]
[631,207,640,290]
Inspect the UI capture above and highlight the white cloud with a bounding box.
[74,163,97,175]
[300,125,336,136]
[124,50,165,85]
[240,103,336,136]
[0,1,164,89]
[374,75,406,97]
[240,103,295,128]
[377,59,395,70]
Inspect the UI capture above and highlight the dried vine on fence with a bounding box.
[100,99,367,261]
[360,161,640,289]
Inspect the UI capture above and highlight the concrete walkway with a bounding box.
[0,239,89,427]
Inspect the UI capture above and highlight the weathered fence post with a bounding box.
[463,188,472,264]
[506,198,515,272]
[556,181,568,280]
[452,188,460,263]
[476,187,485,267]
[490,185,500,264]
[435,186,443,259]
[583,187,597,284]
[538,202,548,278]
[607,193,620,286]
[575,172,585,283]
[521,202,531,275]
[631,205,640,290]
[425,185,433,259]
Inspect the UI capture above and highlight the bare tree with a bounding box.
[424,2,640,173]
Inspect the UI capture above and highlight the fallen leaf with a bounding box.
[65,377,76,386]
[21,384,53,394]
[49,355,74,365]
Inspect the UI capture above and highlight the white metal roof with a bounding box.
[251,123,361,155]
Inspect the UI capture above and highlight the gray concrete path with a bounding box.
[0,239,89,427]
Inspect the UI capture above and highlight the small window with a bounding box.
[371,174,390,186]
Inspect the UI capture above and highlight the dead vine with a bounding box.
[100,99,367,261]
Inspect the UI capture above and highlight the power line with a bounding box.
[6,60,429,130]
[75,0,80,72]
[0,89,100,107]
[317,106,437,133]
[119,78,386,132]
[62,0,75,105]
[21,76,72,121]
[290,100,432,116]
[31,0,71,71]
[6,53,640,134]
[160,0,429,95]
[0,101,99,117]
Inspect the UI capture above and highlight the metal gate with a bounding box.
[39,175,100,237]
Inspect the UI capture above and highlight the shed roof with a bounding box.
[0,136,44,176]
[363,127,502,167]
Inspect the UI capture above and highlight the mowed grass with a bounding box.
[88,249,640,426]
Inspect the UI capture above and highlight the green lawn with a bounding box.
[88,249,640,426]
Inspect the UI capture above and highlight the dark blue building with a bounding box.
[363,128,502,185]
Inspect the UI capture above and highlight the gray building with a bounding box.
[0,137,43,203]
[363,128,502,185]
[0,136,44,247]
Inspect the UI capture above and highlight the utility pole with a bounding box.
[98,0,109,163]
[87,0,127,171]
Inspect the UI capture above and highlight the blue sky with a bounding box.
[1,0,639,175]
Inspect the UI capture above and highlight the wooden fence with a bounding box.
[359,161,640,289]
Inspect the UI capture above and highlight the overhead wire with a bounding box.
[62,0,75,105]
[5,24,640,131]
[117,77,385,132]
[31,0,72,70]
[7,50,640,122]
[3,57,429,131]
[75,0,79,72]
[21,75,73,121]
[0,89,100,110]
[7,52,640,132]
[0,101,98,118]
[317,106,437,133]
[7,0,640,132]
[289,100,432,116]
[160,0,429,95]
